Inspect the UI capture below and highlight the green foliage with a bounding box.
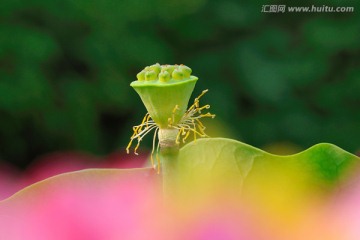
[177,138,360,196]
[1,0,359,166]
[2,138,358,212]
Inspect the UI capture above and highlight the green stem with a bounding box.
[158,128,179,196]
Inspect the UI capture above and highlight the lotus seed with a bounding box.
[149,63,161,74]
[136,70,146,81]
[145,70,157,81]
[172,69,183,80]
[161,65,176,75]
[159,71,171,82]
[179,65,192,79]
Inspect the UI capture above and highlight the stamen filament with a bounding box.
[126,89,214,173]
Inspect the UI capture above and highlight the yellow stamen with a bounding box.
[126,89,215,174]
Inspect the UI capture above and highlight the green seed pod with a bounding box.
[149,63,161,74]
[136,70,146,81]
[159,70,171,82]
[128,63,215,171]
[179,65,192,79]
[130,64,198,128]
[172,69,183,80]
[145,70,157,81]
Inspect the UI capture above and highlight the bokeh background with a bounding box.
[1,0,359,170]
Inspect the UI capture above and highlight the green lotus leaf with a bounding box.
[0,168,157,204]
[176,138,360,210]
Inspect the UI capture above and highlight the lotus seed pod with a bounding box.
[130,63,198,128]
[159,70,171,82]
[179,65,192,78]
[136,70,146,81]
[172,69,183,80]
[145,70,157,81]
[149,63,161,74]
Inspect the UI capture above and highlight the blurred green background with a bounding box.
[1,0,359,169]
